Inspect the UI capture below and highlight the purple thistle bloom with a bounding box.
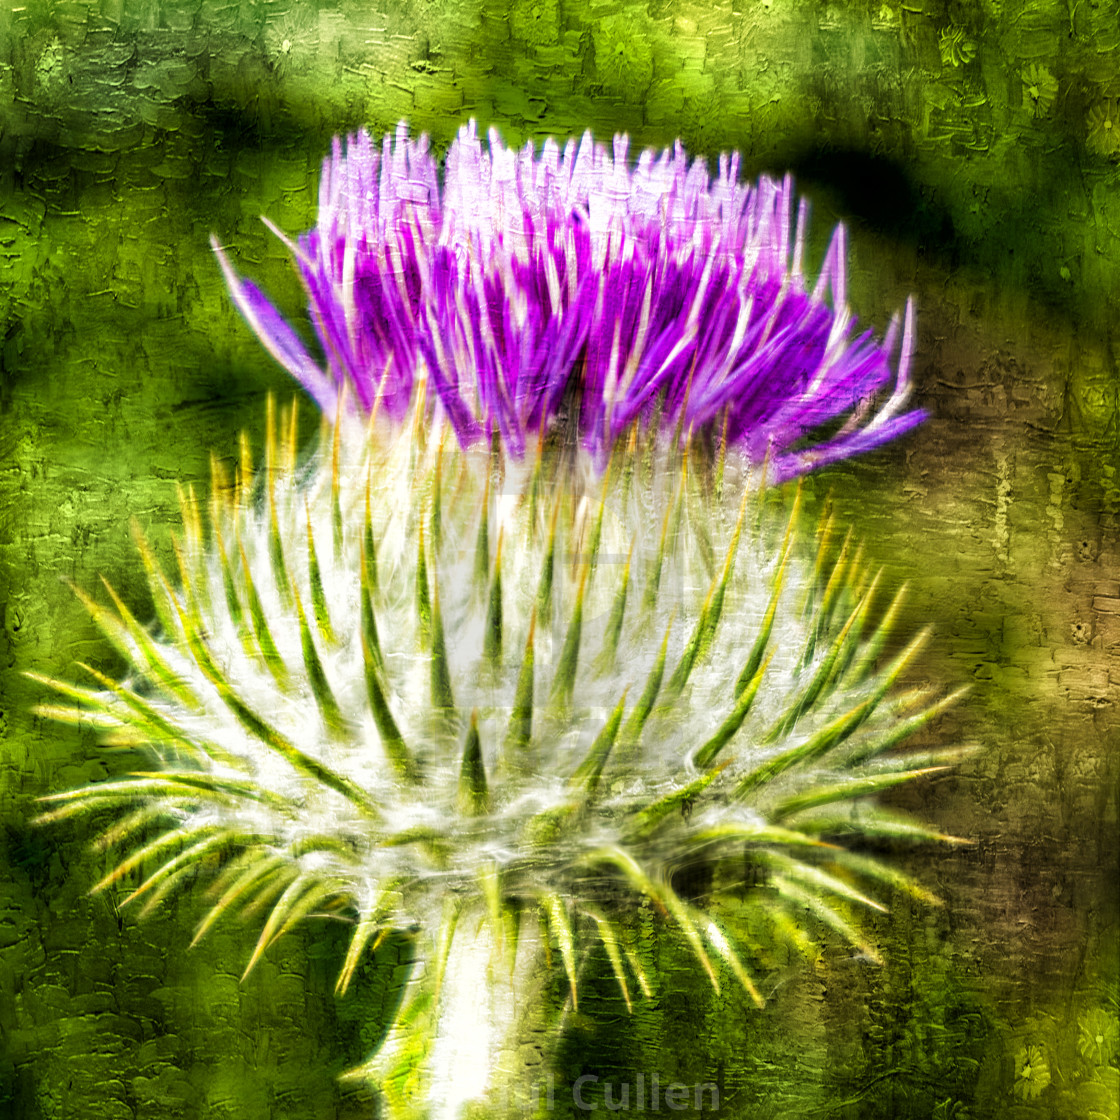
[214,120,923,480]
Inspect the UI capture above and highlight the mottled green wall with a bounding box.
[1,1,1117,1117]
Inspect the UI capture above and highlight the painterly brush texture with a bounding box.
[29,122,961,1120]
[214,123,923,479]
[34,395,964,1116]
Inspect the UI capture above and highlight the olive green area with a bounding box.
[0,0,1117,1117]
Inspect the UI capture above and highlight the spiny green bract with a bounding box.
[35,395,966,1042]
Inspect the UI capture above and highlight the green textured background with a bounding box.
[1,0,1118,1116]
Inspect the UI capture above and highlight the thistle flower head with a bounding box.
[215,121,923,480]
[36,398,965,1098]
[36,124,953,1120]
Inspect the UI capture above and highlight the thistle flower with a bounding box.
[36,125,952,1120]
[35,394,965,1119]
[214,122,923,480]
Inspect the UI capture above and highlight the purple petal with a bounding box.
[213,124,926,479]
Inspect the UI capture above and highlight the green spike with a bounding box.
[693,652,774,769]
[569,692,627,795]
[478,863,503,953]
[170,595,379,817]
[209,450,232,534]
[121,830,241,908]
[640,389,666,484]
[176,480,204,553]
[659,878,721,994]
[774,760,963,822]
[523,801,579,848]
[176,483,212,620]
[828,849,942,906]
[618,423,638,508]
[803,527,852,661]
[363,477,380,600]
[238,429,254,508]
[111,843,209,919]
[641,475,682,617]
[597,541,634,674]
[193,852,288,948]
[169,533,206,630]
[735,495,799,695]
[457,710,489,817]
[430,434,445,555]
[698,480,754,661]
[32,703,119,731]
[626,759,730,841]
[801,503,836,616]
[617,614,673,755]
[428,896,462,1002]
[236,532,288,686]
[265,400,294,610]
[331,397,344,561]
[503,609,536,755]
[687,821,831,851]
[243,874,315,979]
[585,909,632,1011]
[267,494,293,609]
[661,585,713,702]
[474,473,491,593]
[771,876,881,962]
[666,455,688,560]
[429,573,456,722]
[128,770,288,809]
[130,522,182,641]
[214,681,377,815]
[762,852,886,914]
[88,577,199,710]
[543,893,579,1008]
[91,823,220,892]
[337,900,394,995]
[212,521,255,657]
[825,570,881,690]
[71,661,235,769]
[842,687,969,768]
[36,783,211,828]
[305,499,337,647]
[713,410,730,507]
[416,520,432,649]
[262,876,343,957]
[503,901,523,976]
[620,933,653,1000]
[845,582,910,682]
[766,609,868,744]
[671,357,697,452]
[94,804,179,854]
[526,414,549,535]
[537,498,560,621]
[550,563,588,708]
[810,538,863,662]
[689,499,717,583]
[288,834,362,861]
[360,608,416,783]
[582,468,611,576]
[359,533,384,673]
[735,694,884,802]
[795,806,971,846]
[483,530,503,666]
[239,863,301,923]
[283,397,300,477]
[26,672,118,722]
[293,587,345,736]
[697,909,764,1007]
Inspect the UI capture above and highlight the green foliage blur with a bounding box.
[1,0,1116,1117]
